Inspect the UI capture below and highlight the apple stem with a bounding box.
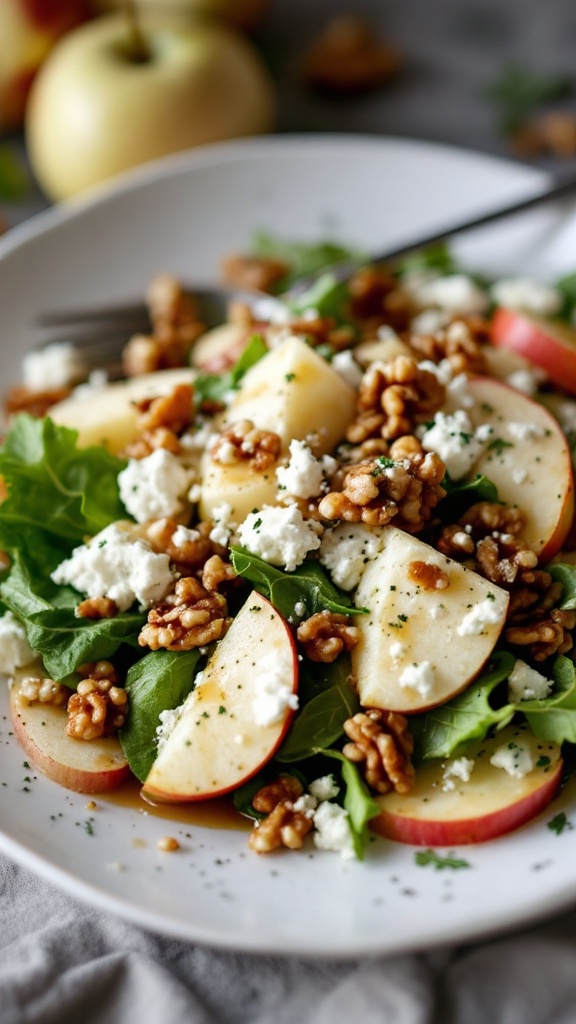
[123,0,151,64]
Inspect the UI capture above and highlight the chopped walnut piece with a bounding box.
[145,517,213,570]
[409,317,488,375]
[135,384,194,435]
[510,111,576,160]
[220,253,289,293]
[201,554,237,592]
[506,609,576,661]
[122,276,204,377]
[249,775,313,853]
[76,597,118,620]
[347,355,446,443]
[475,534,538,587]
[16,676,71,708]
[303,15,402,94]
[342,709,415,794]
[348,265,413,333]
[139,576,229,651]
[67,662,128,740]
[407,560,449,591]
[210,419,281,472]
[122,426,183,459]
[319,441,446,532]
[4,384,72,419]
[296,610,360,663]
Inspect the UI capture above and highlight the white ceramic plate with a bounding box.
[2,134,576,958]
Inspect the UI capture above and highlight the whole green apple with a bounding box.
[25,13,276,201]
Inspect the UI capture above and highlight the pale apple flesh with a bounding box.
[9,679,130,794]
[372,725,562,845]
[352,526,509,714]
[490,307,576,396]
[463,375,574,560]
[143,590,298,801]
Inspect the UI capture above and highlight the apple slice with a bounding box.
[352,526,509,714]
[50,367,194,453]
[9,678,130,794]
[372,724,562,845]
[491,307,576,395]
[143,590,298,801]
[464,375,574,559]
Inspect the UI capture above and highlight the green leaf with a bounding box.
[287,273,351,321]
[395,242,458,278]
[0,415,126,550]
[250,231,367,291]
[548,563,576,610]
[120,649,202,782]
[523,656,576,744]
[320,749,381,859]
[412,650,516,761]
[277,657,360,762]
[439,473,499,521]
[483,64,575,134]
[0,550,144,681]
[193,334,268,405]
[547,811,573,835]
[554,271,576,323]
[229,547,363,619]
[414,849,471,870]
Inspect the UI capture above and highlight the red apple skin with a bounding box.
[490,307,576,396]
[10,686,131,794]
[372,727,563,847]
[142,592,299,803]
[373,762,562,846]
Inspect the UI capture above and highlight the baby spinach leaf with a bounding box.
[0,414,126,550]
[250,231,367,291]
[277,658,360,763]
[411,650,516,761]
[439,473,499,521]
[229,547,364,619]
[395,241,458,279]
[548,563,576,610]
[193,334,267,406]
[120,649,202,782]
[320,749,381,859]
[286,273,351,321]
[0,551,144,680]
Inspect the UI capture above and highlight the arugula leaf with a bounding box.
[395,242,458,278]
[0,415,126,550]
[193,334,267,405]
[277,657,360,763]
[320,749,381,859]
[120,649,202,782]
[250,231,367,291]
[411,650,516,761]
[0,551,144,681]
[522,656,576,744]
[287,273,351,321]
[548,563,576,610]
[229,547,363,619]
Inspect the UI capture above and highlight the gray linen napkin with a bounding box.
[2,855,576,1024]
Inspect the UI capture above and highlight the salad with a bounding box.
[3,238,576,862]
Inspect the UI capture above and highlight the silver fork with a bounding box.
[35,172,576,376]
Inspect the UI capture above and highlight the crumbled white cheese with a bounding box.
[293,600,307,618]
[51,523,175,611]
[180,418,218,453]
[418,409,492,480]
[319,522,387,591]
[508,659,553,702]
[312,801,356,859]
[505,368,540,396]
[331,349,363,389]
[73,369,109,399]
[491,277,562,316]
[237,505,322,572]
[490,739,535,778]
[457,597,502,636]
[411,308,450,335]
[171,524,200,548]
[209,503,237,548]
[0,611,36,674]
[406,273,488,315]
[390,641,407,660]
[551,398,576,435]
[442,756,475,792]
[22,341,85,390]
[399,661,435,698]
[118,449,195,524]
[156,704,184,752]
[252,651,299,726]
[309,774,340,802]
[292,793,318,818]
[512,467,528,485]
[276,439,335,500]
[507,421,546,441]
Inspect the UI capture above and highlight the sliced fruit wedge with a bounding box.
[373,724,562,845]
[143,590,298,801]
[491,307,576,396]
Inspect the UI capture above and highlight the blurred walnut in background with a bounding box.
[302,15,403,95]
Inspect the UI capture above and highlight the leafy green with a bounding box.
[120,649,202,782]
[277,657,360,762]
[439,473,499,521]
[548,563,576,610]
[320,749,381,859]
[193,334,268,405]
[483,64,575,134]
[287,273,351,321]
[522,657,576,744]
[414,849,470,870]
[554,272,576,324]
[0,551,144,681]
[412,650,516,761]
[395,242,458,278]
[250,231,367,291]
[0,415,126,551]
[547,811,573,835]
[229,547,364,619]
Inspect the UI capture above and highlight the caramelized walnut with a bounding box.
[67,661,127,740]
[296,610,360,663]
[346,355,446,443]
[409,317,488,374]
[76,597,118,620]
[248,775,313,853]
[342,709,415,794]
[220,253,289,293]
[303,16,403,95]
[209,419,281,472]
[139,577,229,651]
